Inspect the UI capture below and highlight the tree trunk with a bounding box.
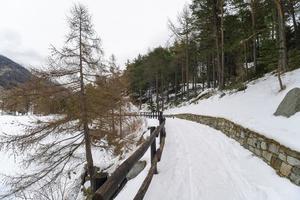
[160,73,164,112]
[271,8,276,40]
[207,57,211,88]
[220,0,225,89]
[112,109,115,133]
[212,0,221,89]
[244,42,248,81]
[79,16,95,192]
[167,82,170,103]
[250,0,258,72]
[181,64,184,100]
[277,69,284,91]
[274,0,287,90]
[192,65,195,91]
[275,0,288,72]
[202,69,205,91]
[288,0,299,48]
[139,89,142,110]
[119,106,122,136]
[150,86,153,106]
[156,74,160,111]
[212,54,216,88]
[175,71,177,101]
[185,34,189,98]
[288,1,298,32]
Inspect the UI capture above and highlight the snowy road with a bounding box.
[144,118,300,200]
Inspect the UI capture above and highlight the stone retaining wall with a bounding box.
[174,113,300,186]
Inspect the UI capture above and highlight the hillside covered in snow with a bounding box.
[166,68,300,152]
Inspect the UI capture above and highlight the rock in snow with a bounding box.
[274,88,300,117]
[126,160,147,180]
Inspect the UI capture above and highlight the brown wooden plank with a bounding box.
[93,123,164,200]
[133,153,159,200]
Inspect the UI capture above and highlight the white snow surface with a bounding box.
[166,69,300,152]
[0,115,111,199]
[143,118,300,200]
[0,113,145,199]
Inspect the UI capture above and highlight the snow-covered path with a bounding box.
[144,118,300,200]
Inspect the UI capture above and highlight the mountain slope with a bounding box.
[0,55,31,88]
[166,68,300,151]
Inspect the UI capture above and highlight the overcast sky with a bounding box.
[0,0,190,68]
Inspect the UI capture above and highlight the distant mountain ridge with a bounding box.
[0,54,31,89]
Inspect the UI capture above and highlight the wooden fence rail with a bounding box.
[139,111,162,119]
[93,112,166,200]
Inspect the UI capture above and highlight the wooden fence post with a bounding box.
[150,127,158,174]
[158,112,162,123]
[159,112,165,136]
[158,115,165,162]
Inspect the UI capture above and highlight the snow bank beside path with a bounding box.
[166,69,300,152]
[115,118,159,200]
[145,118,300,200]
[0,115,118,199]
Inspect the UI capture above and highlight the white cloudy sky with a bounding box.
[0,0,190,68]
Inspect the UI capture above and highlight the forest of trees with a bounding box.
[126,0,300,110]
[0,1,300,198]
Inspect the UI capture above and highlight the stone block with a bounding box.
[287,156,300,166]
[290,173,300,185]
[271,157,282,170]
[262,151,273,163]
[280,162,292,176]
[292,166,300,176]
[286,149,300,160]
[257,137,264,141]
[238,139,244,145]
[240,131,245,138]
[247,138,253,146]
[242,144,249,149]
[278,153,286,162]
[248,138,257,147]
[279,147,285,153]
[254,149,261,156]
[253,138,260,149]
[269,143,279,154]
[249,146,255,153]
[261,142,267,150]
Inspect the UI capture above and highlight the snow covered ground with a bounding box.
[143,118,300,200]
[113,118,300,200]
[0,115,112,199]
[0,115,33,196]
[0,114,145,199]
[166,69,300,152]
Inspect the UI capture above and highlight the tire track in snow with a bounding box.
[144,118,300,200]
[175,123,195,200]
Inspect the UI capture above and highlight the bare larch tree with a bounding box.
[0,3,104,198]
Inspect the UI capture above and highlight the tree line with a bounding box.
[126,0,300,110]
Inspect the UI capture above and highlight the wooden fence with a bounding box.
[138,111,162,119]
[93,112,166,200]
